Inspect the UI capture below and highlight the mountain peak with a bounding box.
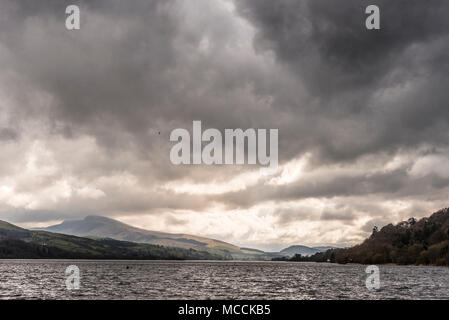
[39,215,245,258]
[83,215,118,222]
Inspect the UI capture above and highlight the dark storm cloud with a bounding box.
[3,0,448,168]
[1,0,280,223]
[1,0,449,239]
[237,0,449,162]
[0,0,289,177]
[238,0,449,93]
[0,0,177,138]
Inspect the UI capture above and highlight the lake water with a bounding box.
[0,260,448,299]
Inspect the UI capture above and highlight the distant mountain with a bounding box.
[0,220,224,260]
[280,245,337,257]
[313,246,339,252]
[298,208,449,266]
[38,215,274,260]
[41,215,235,249]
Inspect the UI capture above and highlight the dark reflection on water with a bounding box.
[0,260,448,300]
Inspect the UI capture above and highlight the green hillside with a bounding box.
[0,220,225,260]
[40,215,272,260]
[290,208,449,266]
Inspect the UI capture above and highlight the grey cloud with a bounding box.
[5,0,448,172]
[238,0,449,94]
[0,186,212,224]
[237,0,449,163]
[321,210,356,222]
[274,207,313,225]
[0,0,449,248]
[2,0,449,166]
[0,128,18,141]
[212,162,449,211]
[0,0,290,179]
[213,168,409,209]
[164,215,188,227]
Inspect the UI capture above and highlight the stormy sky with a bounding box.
[1,0,449,250]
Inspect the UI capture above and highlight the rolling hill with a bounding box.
[38,215,278,260]
[280,245,337,257]
[295,207,449,266]
[0,220,224,260]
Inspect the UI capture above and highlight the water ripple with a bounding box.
[0,260,448,299]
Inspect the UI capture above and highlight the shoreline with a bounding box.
[0,258,447,267]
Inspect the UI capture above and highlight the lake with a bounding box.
[0,260,448,299]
